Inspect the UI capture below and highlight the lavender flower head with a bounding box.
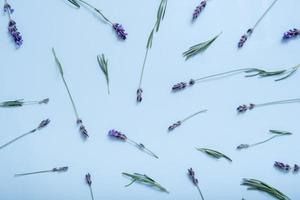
[37,119,51,129]
[238,29,253,48]
[77,119,89,138]
[86,173,92,185]
[274,161,299,173]
[168,121,181,132]
[4,2,23,47]
[237,103,255,113]
[136,88,143,102]
[192,1,207,21]
[108,129,127,140]
[113,23,127,40]
[283,28,300,40]
[188,168,198,185]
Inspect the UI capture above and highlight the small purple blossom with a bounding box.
[237,103,255,113]
[108,129,127,140]
[283,28,300,40]
[168,121,181,132]
[238,29,253,48]
[172,82,187,92]
[113,23,127,40]
[274,161,299,173]
[85,173,92,185]
[294,164,299,172]
[4,2,14,13]
[136,88,143,102]
[192,1,207,21]
[77,119,89,138]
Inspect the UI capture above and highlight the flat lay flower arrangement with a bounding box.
[1,0,299,199]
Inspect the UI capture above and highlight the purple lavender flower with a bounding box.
[283,28,300,40]
[294,164,299,172]
[172,82,187,92]
[238,29,253,48]
[192,1,207,21]
[4,2,13,13]
[188,168,198,185]
[108,129,127,140]
[86,173,92,185]
[168,121,181,132]
[4,1,23,47]
[274,161,291,171]
[113,23,127,40]
[136,88,143,102]
[77,119,89,138]
[237,103,255,113]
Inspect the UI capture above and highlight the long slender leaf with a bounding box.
[66,0,80,8]
[196,148,232,162]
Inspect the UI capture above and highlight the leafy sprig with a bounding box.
[122,172,168,193]
[237,130,292,150]
[241,178,290,200]
[183,32,221,60]
[196,148,232,162]
[136,0,168,103]
[97,54,110,94]
[0,98,49,107]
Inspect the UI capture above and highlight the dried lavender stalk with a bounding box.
[188,168,204,200]
[136,0,168,103]
[274,161,299,173]
[282,28,300,40]
[15,166,68,177]
[237,98,300,113]
[108,129,159,159]
[168,109,207,132]
[192,0,207,21]
[237,130,292,150]
[66,0,127,40]
[52,48,89,138]
[237,0,279,48]
[172,65,300,92]
[85,173,95,200]
[0,119,50,150]
[0,98,49,107]
[4,0,23,47]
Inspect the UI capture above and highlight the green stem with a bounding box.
[194,68,253,82]
[181,109,207,123]
[255,98,300,108]
[252,0,279,30]
[138,48,150,88]
[76,0,113,25]
[0,129,36,150]
[14,170,53,177]
[127,139,159,159]
[89,185,95,200]
[196,185,205,200]
[250,135,281,147]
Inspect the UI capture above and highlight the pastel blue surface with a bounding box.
[1,0,299,199]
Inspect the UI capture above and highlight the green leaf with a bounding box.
[0,99,24,107]
[52,48,64,77]
[122,172,169,193]
[66,0,80,8]
[97,54,110,94]
[183,32,222,60]
[196,148,232,162]
[241,178,291,200]
[269,130,292,136]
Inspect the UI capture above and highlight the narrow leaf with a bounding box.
[66,0,80,8]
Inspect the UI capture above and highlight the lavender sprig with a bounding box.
[188,168,204,200]
[85,173,95,200]
[4,0,23,47]
[97,54,110,94]
[237,130,292,150]
[15,166,68,177]
[183,32,221,60]
[108,129,159,159]
[122,172,168,193]
[237,0,279,48]
[274,162,299,173]
[66,0,127,40]
[283,28,300,40]
[0,98,49,107]
[172,65,300,92]
[192,0,207,21]
[241,178,290,200]
[237,98,300,114]
[52,48,89,138]
[168,109,207,132]
[0,119,50,150]
[196,148,232,162]
[136,0,168,103]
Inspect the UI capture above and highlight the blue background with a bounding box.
[1,0,299,199]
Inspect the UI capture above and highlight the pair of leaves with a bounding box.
[241,178,290,200]
[244,64,300,81]
[183,32,222,60]
[146,0,168,49]
[196,148,232,162]
[97,54,110,94]
[122,172,168,193]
